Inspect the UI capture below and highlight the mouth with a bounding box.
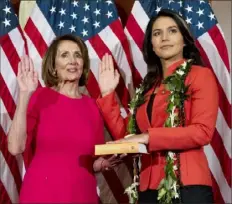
[160,45,173,49]
[67,68,78,73]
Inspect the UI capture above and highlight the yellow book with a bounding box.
[95,142,148,155]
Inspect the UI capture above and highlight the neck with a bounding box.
[161,56,183,77]
[56,81,81,98]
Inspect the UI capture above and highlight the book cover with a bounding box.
[95,142,148,155]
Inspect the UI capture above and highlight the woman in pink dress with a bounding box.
[7,34,119,203]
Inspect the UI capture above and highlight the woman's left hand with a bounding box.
[107,133,149,145]
[93,154,127,172]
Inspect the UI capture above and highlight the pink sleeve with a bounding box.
[25,89,40,149]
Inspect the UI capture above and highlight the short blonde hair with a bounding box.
[42,34,90,87]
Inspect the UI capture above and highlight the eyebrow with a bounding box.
[58,50,82,54]
[152,25,178,32]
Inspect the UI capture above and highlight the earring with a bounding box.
[53,70,57,76]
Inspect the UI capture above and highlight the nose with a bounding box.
[69,55,77,64]
[161,31,168,41]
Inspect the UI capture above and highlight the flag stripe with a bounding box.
[1,34,19,76]
[0,180,11,204]
[30,3,56,46]
[109,20,142,88]
[196,40,231,128]
[211,130,231,186]
[0,74,16,119]
[0,150,19,203]
[208,25,231,72]
[102,171,128,203]
[0,125,22,193]
[0,48,18,104]
[126,14,145,51]
[211,173,225,204]
[124,28,147,79]
[216,109,231,158]
[24,18,47,58]
[99,23,134,91]
[197,34,231,104]
[204,145,231,203]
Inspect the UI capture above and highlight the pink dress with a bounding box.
[19,87,104,203]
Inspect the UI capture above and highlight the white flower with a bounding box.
[176,69,185,76]
[171,181,179,198]
[170,106,176,127]
[181,61,187,68]
[168,151,176,160]
[129,108,134,115]
[173,165,178,171]
[135,87,141,94]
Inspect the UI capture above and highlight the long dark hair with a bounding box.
[142,9,204,94]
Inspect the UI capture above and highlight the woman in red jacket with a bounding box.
[97,9,218,203]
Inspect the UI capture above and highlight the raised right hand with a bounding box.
[17,55,38,94]
[98,53,120,97]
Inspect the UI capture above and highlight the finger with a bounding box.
[105,53,109,70]
[108,55,114,71]
[33,71,39,83]
[24,55,30,72]
[124,134,135,138]
[108,154,118,161]
[29,57,34,72]
[101,55,106,71]
[21,56,27,77]
[119,153,127,159]
[98,61,103,74]
[106,141,115,144]
[114,69,120,83]
[17,61,22,76]
[28,58,34,78]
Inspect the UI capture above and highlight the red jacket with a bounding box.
[97,60,219,191]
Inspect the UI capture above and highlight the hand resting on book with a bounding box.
[107,133,149,145]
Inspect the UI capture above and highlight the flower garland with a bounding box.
[124,83,145,203]
[157,59,192,204]
[125,59,193,204]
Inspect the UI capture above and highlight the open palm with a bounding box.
[17,55,38,93]
[98,53,120,96]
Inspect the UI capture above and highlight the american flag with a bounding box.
[0,0,27,203]
[0,0,231,203]
[124,0,231,203]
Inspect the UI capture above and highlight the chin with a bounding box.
[160,52,181,60]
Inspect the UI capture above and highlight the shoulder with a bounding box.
[82,94,99,109]
[189,65,215,78]
[187,65,218,91]
[188,65,216,84]
[31,87,49,101]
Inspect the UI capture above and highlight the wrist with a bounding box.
[18,92,32,106]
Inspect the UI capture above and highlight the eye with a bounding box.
[74,52,82,58]
[61,53,68,58]
[153,31,160,37]
[169,28,178,34]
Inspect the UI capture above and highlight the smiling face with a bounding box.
[151,16,185,61]
[55,40,84,82]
